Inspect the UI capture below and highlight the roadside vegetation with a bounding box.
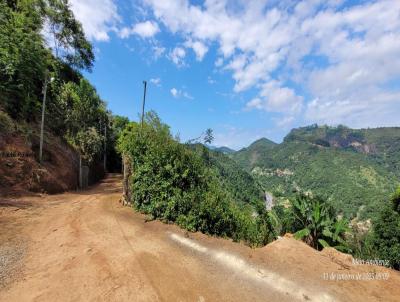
[117,112,273,246]
[0,0,124,169]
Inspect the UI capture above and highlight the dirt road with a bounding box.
[1,175,399,302]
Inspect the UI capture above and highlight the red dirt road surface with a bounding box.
[1,174,399,302]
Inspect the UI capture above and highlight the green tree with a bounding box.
[0,0,48,118]
[204,128,214,145]
[392,187,400,213]
[0,0,95,120]
[75,127,102,164]
[42,0,94,70]
[59,78,104,136]
[369,187,400,270]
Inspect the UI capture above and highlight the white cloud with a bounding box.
[150,78,161,86]
[184,40,208,61]
[275,116,295,128]
[170,88,179,97]
[169,47,186,66]
[118,20,160,39]
[215,57,224,67]
[245,81,303,115]
[245,98,263,110]
[142,0,400,128]
[69,0,120,41]
[170,87,193,100]
[132,21,159,38]
[153,45,166,59]
[259,81,303,114]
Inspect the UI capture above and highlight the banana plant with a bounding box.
[292,193,349,251]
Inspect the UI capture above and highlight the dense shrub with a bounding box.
[368,187,400,270]
[118,112,271,246]
[269,193,349,251]
[0,110,14,134]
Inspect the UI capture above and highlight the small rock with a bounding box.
[85,248,92,253]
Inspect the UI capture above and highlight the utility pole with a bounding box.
[103,119,107,172]
[141,80,147,127]
[39,75,51,164]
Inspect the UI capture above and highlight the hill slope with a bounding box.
[191,144,265,211]
[230,126,400,219]
[231,138,277,170]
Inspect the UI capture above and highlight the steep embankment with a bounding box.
[1,175,399,301]
[0,117,79,195]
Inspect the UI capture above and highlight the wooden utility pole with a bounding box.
[141,80,147,127]
[103,119,107,172]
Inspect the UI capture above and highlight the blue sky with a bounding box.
[69,0,400,149]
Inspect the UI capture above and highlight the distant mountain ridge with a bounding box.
[284,125,400,176]
[207,145,236,154]
[229,125,400,219]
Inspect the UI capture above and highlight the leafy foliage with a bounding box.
[368,187,400,270]
[74,127,102,164]
[0,0,48,118]
[204,128,214,145]
[118,112,272,246]
[190,144,265,212]
[0,0,115,167]
[42,0,94,70]
[290,194,349,251]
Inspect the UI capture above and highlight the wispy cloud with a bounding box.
[168,47,186,67]
[150,78,161,87]
[170,87,193,100]
[118,20,160,39]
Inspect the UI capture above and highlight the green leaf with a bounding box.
[294,228,310,240]
[322,228,333,238]
[318,239,330,248]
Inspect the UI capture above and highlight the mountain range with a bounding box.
[214,125,400,219]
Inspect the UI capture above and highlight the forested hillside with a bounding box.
[0,0,124,193]
[230,125,400,219]
[285,125,400,177]
[191,144,265,211]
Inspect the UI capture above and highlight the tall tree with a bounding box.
[42,0,94,70]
